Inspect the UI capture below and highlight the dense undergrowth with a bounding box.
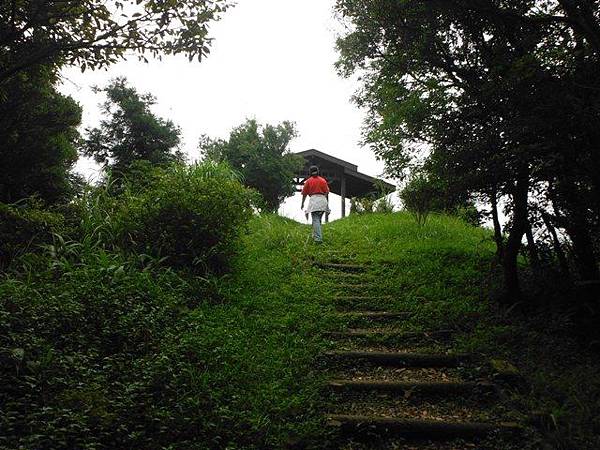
[1,205,598,448]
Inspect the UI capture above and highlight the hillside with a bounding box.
[2,212,598,449]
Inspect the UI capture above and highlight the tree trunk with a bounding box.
[564,220,599,280]
[501,171,529,303]
[490,189,504,260]
[542,211,571,280]
[552,180,600,280]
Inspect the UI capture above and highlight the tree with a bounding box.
[0,0,229,85]
[200,119,303,212]
[0,65,81,204]
[335,0,600,301]
[82,77,183,178]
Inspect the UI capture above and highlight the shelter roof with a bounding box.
[295,149,395,198]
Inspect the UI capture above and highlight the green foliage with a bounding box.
[2,205,599,448]
[351,196,394,215]
[455,204,482,227]
[399,174,438,226]
[400,174,481,227]
[334,0,600,294]
[351,181,396,215]
[0,201,64,271]
[0,211,335,449]
[116,162,254,274]
[0,252,198,449]
[375,195,395,214]
[0,0,229,84]
[83,77,183,179]
[349,196,375,215]
[200,119,304,212]
[0,66,82,204]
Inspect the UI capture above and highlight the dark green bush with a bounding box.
[399,174,437,225]
[0,201,63,270]
[400,174,479,226]
[0,256,200,449]
[117,162,254,273]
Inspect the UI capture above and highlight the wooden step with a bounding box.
[337,311,412,321]
[316,262,369,272]
[326,329,453,340]
[328,380,497,396]
[326,414,521,439]
[335,295,392,306]
[334,296,394,312]
[323,272,371,280]
[334,284,372,290]
[324,350,471,367]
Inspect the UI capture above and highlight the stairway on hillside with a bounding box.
[316,260,530,450]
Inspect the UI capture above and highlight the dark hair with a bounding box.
[309,165,319,175]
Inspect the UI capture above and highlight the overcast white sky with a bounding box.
[59,0,394,222]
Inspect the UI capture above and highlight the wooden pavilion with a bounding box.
[293,149,395,218]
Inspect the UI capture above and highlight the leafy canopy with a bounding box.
[200,119,303,212]
[335,0,600,295]
[0,66,81,204]
[0,0,230,84]
[82,77,183,178]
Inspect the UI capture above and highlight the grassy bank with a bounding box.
[2,211,598,448]
[316,212,600,449]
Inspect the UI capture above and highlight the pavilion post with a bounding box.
[340,170,347,218]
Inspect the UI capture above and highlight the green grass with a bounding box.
[193,211,500,447]
[2,211,599,449]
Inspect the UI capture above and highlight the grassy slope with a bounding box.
[176,215,338,449]
[195,212,497,448]
[3,211,597,449]
[211,212,599,449]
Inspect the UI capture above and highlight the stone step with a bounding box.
[328,380,497,396]
[324,350,472,368]
[326,414,521,439]
[325,329,453,340]
[316,262,370,272]
[332,366,463,384]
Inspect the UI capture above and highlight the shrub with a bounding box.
[350,196,375,214]
[399,174,437,225]
[375,195,395,213]
[350,181,395,215]
[455,204,482,227]
[400,173,479,226]
[117,162,254,273]
[0,201,64,270]
[0,255,196,450]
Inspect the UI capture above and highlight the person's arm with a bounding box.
[301,180,309,209]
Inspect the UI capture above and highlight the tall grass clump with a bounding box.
[116,162,254,273]
[0,161,260,449]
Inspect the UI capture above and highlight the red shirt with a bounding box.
[302,175,329,196]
